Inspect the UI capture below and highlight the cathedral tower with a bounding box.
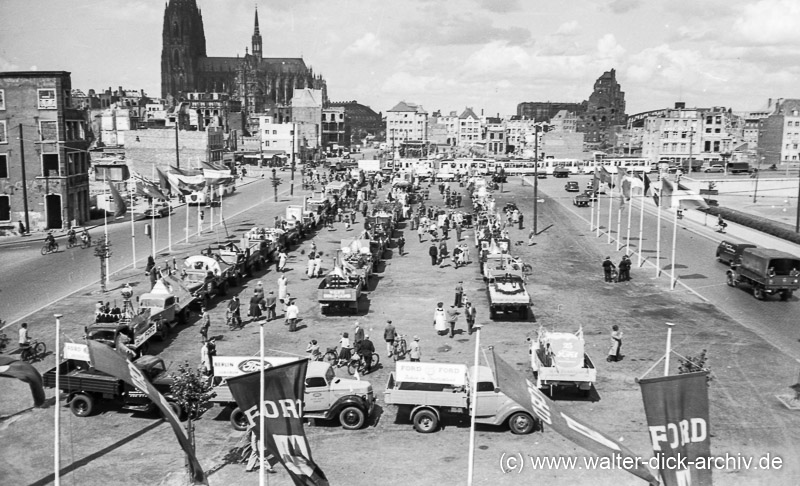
[252,7,262,60]
[161,0,208,100]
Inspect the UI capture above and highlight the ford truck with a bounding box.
[726,248,800,300]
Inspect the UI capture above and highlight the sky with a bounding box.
[2,0,800,117]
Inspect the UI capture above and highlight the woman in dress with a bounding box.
[433,302,448,336]
[249,290,263,323]
[607,325,623,362]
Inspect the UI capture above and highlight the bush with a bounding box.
[677,349,712,384]
[702,208,800,245]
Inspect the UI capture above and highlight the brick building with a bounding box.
[578,69,627,146]
[516,101,585,123]
[0,71,91,231]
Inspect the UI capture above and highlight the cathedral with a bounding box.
[160,0,327,123]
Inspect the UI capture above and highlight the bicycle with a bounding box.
[347,351,380,376]
[41,241,59,255]
[80,235,93,249]
[67,234,78,249]
[20,339,47,362]
[226,310,243,330]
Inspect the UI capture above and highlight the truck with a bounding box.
[317,266,363,315]
[214,240,266,281]
[209,356,375,431]
[182,254,234,306]
[529,328,597,397]
[486,271,532,320]
[340,239,374,286]
[42,344,182,418]
[726,248,800,300]
[727,162,751,174]
[137,275,194,336]
[383,361,538,434]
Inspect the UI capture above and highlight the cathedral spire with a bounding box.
[252,4,262,59]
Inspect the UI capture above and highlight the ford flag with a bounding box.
[639,371,712,486]
[0,356,46,407]
[226,359,329,486]
[489,348,658,485]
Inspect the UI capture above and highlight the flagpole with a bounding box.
[130,190,136,269]
[664,322,675,376]
[656,187,662,277]
[637,185,645,267]
[185,199,190,243]
[104,178,110,287]
[670,203,678,290]
[589,195,594,231]
[625,191,632,252]
[596,183,601,237]
[168,198,172,252]
[54,313,63,486]
[467,323,483,486]
[259,321,266,485]
[607,175,613,244]
[616,205,622,251]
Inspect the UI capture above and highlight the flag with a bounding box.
[86,340,207,483]
[167,172,206,194]
[678,192,710,211]
[108,181,127,218]
[132,172,168,200]
[639,372,712,486]
[599,166,613,186]
[203,168,233,186]
[0,356,46,407]
[630,174,644,196]
[489,348,659,485]
[156,167,172,197]
[591,169,600,192]
[643,174,658,206]
[616,167,628,192]
[227,359,330,486]
[660,179,674,209]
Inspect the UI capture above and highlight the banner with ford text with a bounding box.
[639,371,712,486]
[226,359,329,486]
[489,349,658,485]
[86,341,207,484]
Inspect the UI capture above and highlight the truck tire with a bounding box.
[726,273,737,287]
[781,290,793,301]
[508,412,535,435]
[230,407,248,431]
[339,406,366,430]
[70,393,95,417]
[412,409,439,433]
[753,287,765,300]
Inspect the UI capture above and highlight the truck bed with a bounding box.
[43,360,123,396]
[383,373,468,409]
[488,283,530,305]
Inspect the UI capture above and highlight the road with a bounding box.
[0,175,303,326]
[533,173,800,361]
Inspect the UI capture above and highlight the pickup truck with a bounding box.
[86,307,160,356]
[726,248,800,300]
[384,362,538,434]
[182,255,233,306]
[210,356,374,431]
[529,329,596,397]
[318,270,363,315]
[137,275,194,337]
[42,350,181,418]
[486,273,532,320]
[340,239,374,285]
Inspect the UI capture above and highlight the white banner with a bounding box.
[212,356,300,378]
[395,361,468,386]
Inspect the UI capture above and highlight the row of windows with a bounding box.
[660,141,724,152]
[0,152,87,179]
[0,88,59,110]
[787,120,800,127]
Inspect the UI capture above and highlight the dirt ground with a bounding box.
[1,175,799,486]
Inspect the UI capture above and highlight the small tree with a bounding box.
[678,349,713,384]
[170,360,217,470]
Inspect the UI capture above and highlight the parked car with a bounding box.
[536,173,547,179]
[565,181,580,192]
[705,164,725,173]
[716,241,757,266]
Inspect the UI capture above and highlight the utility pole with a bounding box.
[18,124,31,234]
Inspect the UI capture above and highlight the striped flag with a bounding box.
[0,356,46,407]
[155,167,172,197]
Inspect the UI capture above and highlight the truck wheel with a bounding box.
[508,412,535,435]
[726,273,737,287]
[413,409,439,433]
[70,393,95,417]
[753,287,765,300]
[339,406,366,430]
[230,407,248,431]
[781,290,793,301]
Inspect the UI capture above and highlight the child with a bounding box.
[306,340,322,360]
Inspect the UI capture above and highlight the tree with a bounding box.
[678,349,712,384]
[170,360,217,474]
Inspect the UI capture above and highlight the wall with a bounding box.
[125,129,210,174]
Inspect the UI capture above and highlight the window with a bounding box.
[272,130,277,135]
[0,89,4,110]
[0,154,7,178]
[38,89,57,109]
[305,377,327,388]
[40,120,58,141]
[42,153,59,176]
[0,195,9,221]
[0,120,6,144]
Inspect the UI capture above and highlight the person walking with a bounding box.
[602,256,616,283]
[200,339,211,375]
[409,336,421,362]
[452,246,462,269]
[277,274,288,307]
[199,306,211,341]
[518,213,524,230]
[306,252,316,278]
[464,302,477,335]
[227,295,242,329]
[312,252,323,277]
[429,243,438,266]
[454,281,464,307]
[264,290,277,321]
[455,222,462,241]
[277,250,288,272]
[285,299,299,332]
[618,255,631,282]
[607,325,623,362]
[438,240,448,267]
[433,303,448,336]
[446,305,460,338]
[418,224,426,243]
[384,320,397,358]
[528,229,536,246]
[397,236,405,256]
[248,290,263,323]
[353,321,365,345]
[358,335,376,373]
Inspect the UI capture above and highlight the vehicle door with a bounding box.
[304,375,331,412]
[474,380,504,418]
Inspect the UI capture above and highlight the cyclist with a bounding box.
[306,340,322,361]
[18,322,30,350]
[81,228,91,246]
[357,334,375,374]
[67,227,77,246]
[717,215,728,233]
[45,232,56,251]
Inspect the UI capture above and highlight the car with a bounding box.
[705,164,724,173]
[716,241,757,265]
[565,181,580,192]
[143,203,170,218]
[536,173,547,179]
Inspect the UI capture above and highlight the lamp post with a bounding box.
[466,322,483,486]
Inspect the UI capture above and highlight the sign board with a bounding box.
[395,362,468,386]
[545,333,584,369]
[212,356,300,378]
[320,288,355,300]
[63,342,90,362]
